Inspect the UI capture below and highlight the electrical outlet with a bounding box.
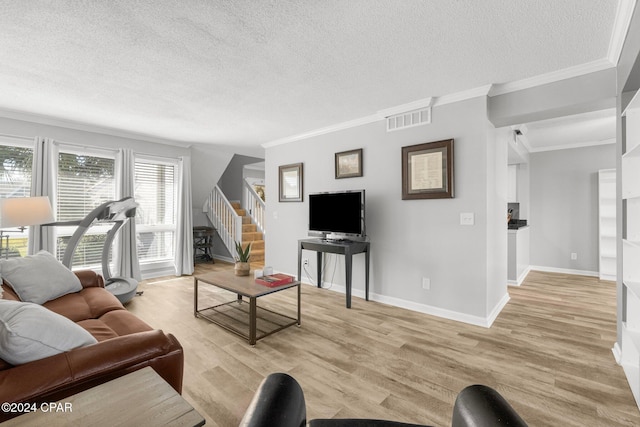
[303,258,309,266]
[571,252,577,260]
[422,277,430,290]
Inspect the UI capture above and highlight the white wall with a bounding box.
[516,162,530,220]
[489,68,616,127]
[0,120,266,230]
[0,116,266,251]
[0,116,190,157]
[190,143,235,226]
[0,116,195,277]
[265,97,508,325]
[190,145,265,227]
[486,125,510,319]
[529,143,616,274]
[0,115,202,219]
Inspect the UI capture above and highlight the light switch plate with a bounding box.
[460,212,474,226]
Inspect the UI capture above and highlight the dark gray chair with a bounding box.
[239,373,307,427]
[239,373,527,427]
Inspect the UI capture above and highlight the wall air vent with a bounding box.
[386,107,431,132]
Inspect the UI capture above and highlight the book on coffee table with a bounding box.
[255,273,294,287]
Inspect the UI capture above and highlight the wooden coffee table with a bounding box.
[194,270,300,345]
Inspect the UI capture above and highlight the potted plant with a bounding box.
[234,241,251,276]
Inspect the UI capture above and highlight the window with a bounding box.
[134,158,177,263]
[56,149,115,269]
[0,137,33,258]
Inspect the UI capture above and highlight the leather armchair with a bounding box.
[239,373,527,427]
[239,372,306,427]
[451,384,527,427]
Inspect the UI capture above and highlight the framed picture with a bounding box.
[279,162,303,202]
[335,148,363,179]
[401,139,454,200]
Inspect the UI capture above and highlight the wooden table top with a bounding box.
[195,270,299,298]
[2,367,204,427]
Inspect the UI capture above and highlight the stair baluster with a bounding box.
[205,185,265,265]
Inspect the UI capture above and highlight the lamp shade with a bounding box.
[0,196,55,228]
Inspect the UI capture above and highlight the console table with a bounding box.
[297,238,370,308]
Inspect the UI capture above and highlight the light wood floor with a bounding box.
[126,263,640,426]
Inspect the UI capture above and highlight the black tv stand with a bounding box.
[297,238,370,308]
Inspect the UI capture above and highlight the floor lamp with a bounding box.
[0,196,55,259]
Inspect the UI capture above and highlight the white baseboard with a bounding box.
[296,275,509,329]
[370,292,496,328]
[613,342,622,365]
[140,266,176,280]
[508,266,532,286]
[486,293,511,327]
[529,265,598,277]
[212,255,235,264]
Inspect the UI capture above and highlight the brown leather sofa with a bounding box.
[0,270,183,422]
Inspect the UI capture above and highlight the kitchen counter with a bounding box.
[508,224,529,233]
[508,219,528,230]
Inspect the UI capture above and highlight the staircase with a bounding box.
[206,184,265,268]
[231,201,265,266]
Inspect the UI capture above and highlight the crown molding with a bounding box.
[488,59,614,97]
[265,57,617,147]
[0,107,192,148]
[433,85,493,106]
[608,0,638,65]
[261,114,380,148]
[376,97,433,118]
[263,86,494,148]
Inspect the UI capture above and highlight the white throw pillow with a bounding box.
[0,299,97,365]
[0,251,82,304]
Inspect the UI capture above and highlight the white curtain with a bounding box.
[115,149,141,281]
[28,137,57,255]
[174,156,193,275]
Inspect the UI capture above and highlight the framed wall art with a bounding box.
[335,148,363,179]
[278,162,303,202]
[401,139,454,200]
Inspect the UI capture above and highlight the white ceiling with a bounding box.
[0,1,628,150]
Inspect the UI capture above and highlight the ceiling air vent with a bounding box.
[386,107,431,132]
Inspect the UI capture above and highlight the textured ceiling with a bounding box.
[0,1,621,149]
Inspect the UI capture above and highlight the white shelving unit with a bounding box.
[622,90,640,407]
[598,169,617,280]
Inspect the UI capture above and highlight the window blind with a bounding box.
[57,152,115,221]
[0,142,34,257]
[0,143,33,199]
[56,151,115,268]
[135,160,176,262]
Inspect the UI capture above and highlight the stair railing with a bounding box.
[206,186,243,257]
[244,179,266,235]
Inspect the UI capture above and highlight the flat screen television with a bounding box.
[308,190,366,241]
